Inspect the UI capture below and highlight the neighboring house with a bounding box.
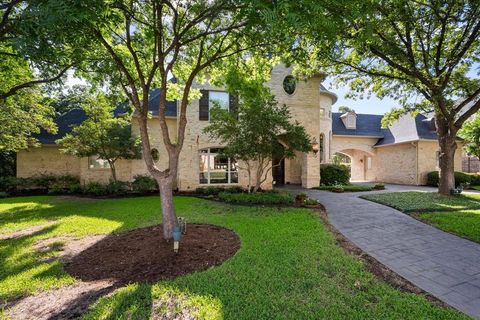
[16,64,462,189]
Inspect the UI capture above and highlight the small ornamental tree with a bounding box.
[460,114,480,159]
[57,93,141,182]
[204,62,311,192]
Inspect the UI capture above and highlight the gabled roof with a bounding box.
[332,112,384,137]
[375,114,438,146]
[36,90,177,145]
[332,112,439,146]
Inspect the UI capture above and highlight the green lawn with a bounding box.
[0,196,467,319]
[362,191,480,243]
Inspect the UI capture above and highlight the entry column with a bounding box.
[301,152,320,188]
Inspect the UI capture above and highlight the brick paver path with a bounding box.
[291,185,480,319]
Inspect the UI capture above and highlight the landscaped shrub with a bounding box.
[373,183,385,190]
[320,164,350,186]
[468,173,480,186]
[426,171,471,187]
[303,198,319,205]
[83,182,109,196]
[0,176,17,192]
[106,181,132,194]
[132,175,158,192]
[314,184,372,192]
[47,175,81,194]
[218,190,294,205]
[31,174,58,190]
[195,186,225,195]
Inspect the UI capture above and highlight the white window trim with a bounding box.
[199,148,238,185]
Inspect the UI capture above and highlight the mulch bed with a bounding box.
[64,224,240,284]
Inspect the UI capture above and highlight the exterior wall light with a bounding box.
[311,138,320,156]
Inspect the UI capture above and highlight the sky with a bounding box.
[323,77,402,115]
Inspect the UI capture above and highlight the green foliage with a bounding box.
[82,182,109,196]
[131,175,158,193]
[0,151,16,177]
[338,106,354,113]
[468,174,480,186]
[315,184,372,192]
[195,186,244,196]
[218,190,294,205]
[373,183,385,190]
[362,192,480,213]
[320,164,351,186]
[459,114,480,158]
[426,171,471,187]
[0,196,466,318]
[57,92,141,181]
[303,198,319,205]
[0,176,18,192]
[204,57,311,192]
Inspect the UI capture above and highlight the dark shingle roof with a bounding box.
[36,90,177,145]
[332,112,439,146]
[332,112,384,137]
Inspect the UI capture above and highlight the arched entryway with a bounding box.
[272,142,285,185]
[335,149,375,182]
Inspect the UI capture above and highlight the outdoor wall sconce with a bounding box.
[311,137,320,156]
[173,226,182,253]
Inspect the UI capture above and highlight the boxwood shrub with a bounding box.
[314,184,372,192]
[132,175,158,193]
[320,164,351,186]
[426,171,471,187]
[218,190,294,205]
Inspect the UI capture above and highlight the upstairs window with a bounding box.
[199,90,236,121]
[283,75,296,95]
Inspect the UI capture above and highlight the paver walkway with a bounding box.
[288,185,480,319]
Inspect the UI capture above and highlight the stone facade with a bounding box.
[16,63,464,188]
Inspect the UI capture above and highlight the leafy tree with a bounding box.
[30,0,270,239]
[278,0,480,195]
[204,59,311,192]
[0,151,16,177]
[57,93,141,182]
[338,106,354,113]
[460,114,480,158]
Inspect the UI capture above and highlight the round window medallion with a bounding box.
[283,75,296,95]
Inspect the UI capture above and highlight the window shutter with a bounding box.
[229,94,238,117]
[199,90,209,121]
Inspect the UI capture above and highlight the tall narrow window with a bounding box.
[199,148,238,184]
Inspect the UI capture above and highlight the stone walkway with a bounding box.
[288,185,480,319]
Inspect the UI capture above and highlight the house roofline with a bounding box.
[333,134,383,139]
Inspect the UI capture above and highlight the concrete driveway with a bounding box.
[286,184,480,319]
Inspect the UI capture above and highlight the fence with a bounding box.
[463,156,480,173]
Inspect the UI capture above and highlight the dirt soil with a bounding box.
[64,224,241,284]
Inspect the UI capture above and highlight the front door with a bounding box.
[272,157,285,185]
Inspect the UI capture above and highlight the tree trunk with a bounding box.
[158,175,178,240]
[109,160,117,182]
[437,121,458,195]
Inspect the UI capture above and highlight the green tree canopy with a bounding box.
[273,0,480,194]
[460,114,480,158]
[57,93,141,182]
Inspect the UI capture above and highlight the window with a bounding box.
[367,157,372,170]
[436,151,440,168]
[199,148,238,184]
[320,108,325,117]
[89,156,110,169]
[209,91,229,111]
[283,75,296,95]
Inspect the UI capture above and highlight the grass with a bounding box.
[0,195,467,319]
[362,191,480,243]
[314,184,373,192]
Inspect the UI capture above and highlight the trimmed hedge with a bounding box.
[218,190,294,205]
[314,184,372,192]
[320,164,350,186]
[132,175,158,193]
[426,171,471,187]
[195,186,244,195]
